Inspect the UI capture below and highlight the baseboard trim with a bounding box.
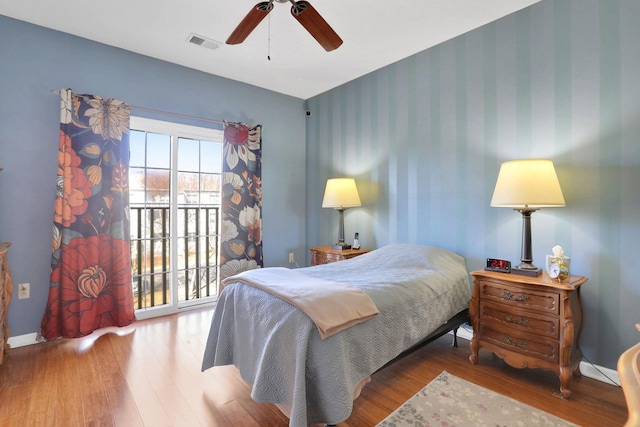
[7,332,40,348]
[451,328,620,387]
[579,361,620,386]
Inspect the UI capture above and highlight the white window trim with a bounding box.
[130,116,224,319]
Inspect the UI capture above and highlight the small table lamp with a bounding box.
[322,178,361,250]
[491,159,565,276]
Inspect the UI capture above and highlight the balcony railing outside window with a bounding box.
[130,206,220,309]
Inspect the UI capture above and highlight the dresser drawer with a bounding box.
[479,280,559,315]
[480,302,559,339]
[479,322,559,363]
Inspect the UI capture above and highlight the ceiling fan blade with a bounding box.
[290,1,343,52]
[226,2,274,45]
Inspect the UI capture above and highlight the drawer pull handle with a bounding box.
[502,336,528,348]
[503,314,529,325]
[502,291,530,302]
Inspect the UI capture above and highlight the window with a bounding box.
[129,117,223,318]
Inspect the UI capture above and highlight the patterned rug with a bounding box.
[376,371,577,427]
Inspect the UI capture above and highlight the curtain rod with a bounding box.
[50,89,224,125]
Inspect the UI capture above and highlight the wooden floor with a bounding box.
[0,306,629,427]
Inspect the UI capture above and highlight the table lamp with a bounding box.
[491,159,565,276]
[322,178,361,250]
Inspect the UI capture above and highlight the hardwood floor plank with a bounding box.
[28,343,65,426]
[0,306,628,427]
[75,341,115,426]
[0,382,33,425]
[155,383,202,426]
[55,341,85,427]
[111,334,170,426]
[94,334,143,427]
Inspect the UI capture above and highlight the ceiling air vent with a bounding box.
[186,33,221,50]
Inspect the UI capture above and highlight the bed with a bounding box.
[201,243,471,426]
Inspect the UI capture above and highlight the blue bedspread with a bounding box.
[201,243,471,426]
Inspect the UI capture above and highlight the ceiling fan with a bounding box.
[226,0,343,52]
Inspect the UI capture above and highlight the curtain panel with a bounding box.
[220,121,263,280]
[40,89,135,340]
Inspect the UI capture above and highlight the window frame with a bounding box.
[129,116,224,319]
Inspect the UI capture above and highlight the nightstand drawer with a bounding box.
[480,322,559,363]
[313,251,342,265]
[480,302,559,339]
[479,280,559,315]
[309,246,371,266]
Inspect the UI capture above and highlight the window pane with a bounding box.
[178,171,199,204]
[130,130,146,167]
[199,235,217,265]
[146,169,170,204]
[178,137,200,172]
[199,207,219,238]
[129,168,146,204]
[177,210,186,238]
[146,273,170,307]
[201,141,222,173]
[176,209,197,238]
[147,133,170,168]
[200,173,220,205]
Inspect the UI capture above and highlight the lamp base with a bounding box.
[332,242,352,251]
[511,266,542,277]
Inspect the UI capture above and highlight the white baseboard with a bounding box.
[579,361,619,386]
[7,332,40,348]
[450,328,620,387]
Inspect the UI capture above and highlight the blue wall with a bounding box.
[2,0,639,371]
[305,0,640,369]
[0,15,307,337]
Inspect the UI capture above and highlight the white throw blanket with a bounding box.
[222,267,379,339]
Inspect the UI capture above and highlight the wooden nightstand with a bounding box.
[310,246,370,266]
[468,269,587,398]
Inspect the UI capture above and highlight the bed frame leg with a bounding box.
[452,327,459,348]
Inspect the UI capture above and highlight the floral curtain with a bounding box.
[40,89,135,340]
[219,121,263,280]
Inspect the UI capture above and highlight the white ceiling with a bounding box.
[1,0,540,100]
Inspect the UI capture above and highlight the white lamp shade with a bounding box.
[491,159,566,208]
[322,178,361,209]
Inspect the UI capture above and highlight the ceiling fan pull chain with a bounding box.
[267,13,271,60]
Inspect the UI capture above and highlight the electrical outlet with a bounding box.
[18,282,30,299]
[289,252,295,263]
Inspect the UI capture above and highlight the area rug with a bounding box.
[376,371,577,427]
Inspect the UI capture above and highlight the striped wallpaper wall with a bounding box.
[305,0,640,369]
